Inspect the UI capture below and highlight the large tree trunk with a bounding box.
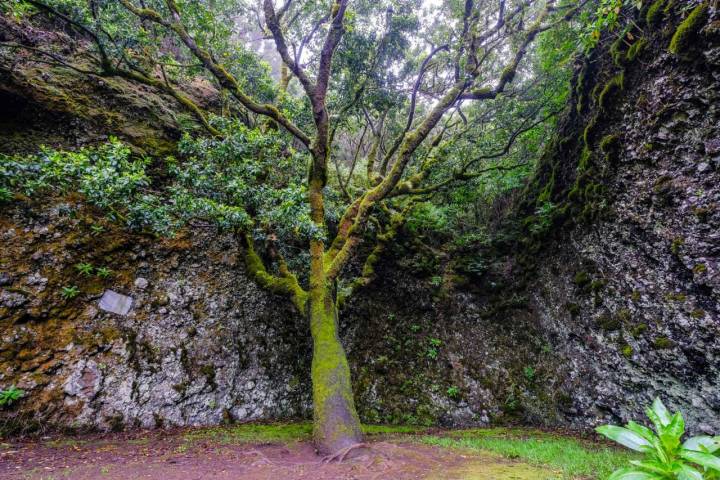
[307,134,362,453]
[308,281,363,454]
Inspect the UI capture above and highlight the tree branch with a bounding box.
[242,234,308,312]
[119,0,311,146]
[263,0,316,98]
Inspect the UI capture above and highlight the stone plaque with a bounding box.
[98,290,133,316]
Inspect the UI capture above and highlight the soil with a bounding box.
[0,428,560,480]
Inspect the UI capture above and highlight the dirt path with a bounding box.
[1,428,560,480]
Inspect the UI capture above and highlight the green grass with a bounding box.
[182,421,425,445]
[183,422,313,444]
[362,424,426,435]
[418,428,637,479]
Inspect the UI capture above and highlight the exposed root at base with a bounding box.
[320,442,371,463]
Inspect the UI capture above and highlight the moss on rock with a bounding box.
[668,3,709,57]
[598,72,625,111]
[646,0,666,26]
[626,38,648,62]
[597,314,621,331]
[573,271,591,289]
[653,336,674,349]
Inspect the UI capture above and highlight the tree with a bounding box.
[1,0,586,455]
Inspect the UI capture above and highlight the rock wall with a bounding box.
[0,200,315,433]
[1,3,719,435]
[0,15,219,156]
[497,0,720,432]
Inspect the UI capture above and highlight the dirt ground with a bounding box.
[0,427,560,480]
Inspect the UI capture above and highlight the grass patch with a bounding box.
[183,422,313,445]
[418,428,636,479]
[363,424,426,435]
[181,422,425,445]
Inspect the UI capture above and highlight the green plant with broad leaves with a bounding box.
[60,285,80,299]
[426,338,442,360]
[597,398,720,479]
[75,262,94,276]
[96,267,112,278]
[447,386,460,399]
[0,186,13,202]
[0,385,24,407]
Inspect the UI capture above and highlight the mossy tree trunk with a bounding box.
[307,118,363,452]
[308,282,363,453]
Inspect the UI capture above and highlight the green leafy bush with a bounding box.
[597,398,720,479]
[96,267,112,278]
[426,338,442,360]
[405,203,450,236]
[527,201,557,235]
[75,262,94,276]
[60,285,80,299]
[0,124,325,249]
[0,386,24,407]
[0,186,13,203]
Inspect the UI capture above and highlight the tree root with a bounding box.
[320,442,371,463]
[246,448,277,467]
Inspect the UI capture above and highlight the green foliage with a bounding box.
[60,285,80,299]
[0,187,13,203]
[446,386,460,399]
[96,267,112,279]
[75,262,94,276]
[597,398,720,479]
[173,120,327,250]
[581,0,643,52]
[405,203,449,236]
[0,385,24,407]
[426,338,442,360]
[0,0,35,18]
[528,201,557,235]
[421,428,636,479]
[1,125,324,257]
[646,0,666,25]
[523,366,536,382]
[668,3,709,57]
[0,138,172,231]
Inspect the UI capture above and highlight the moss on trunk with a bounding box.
[309,285,363,454]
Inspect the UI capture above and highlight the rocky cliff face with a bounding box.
[529,0,720,432]
[1,2,719,436]
[0,201,311,433]
[0,14,219,156]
